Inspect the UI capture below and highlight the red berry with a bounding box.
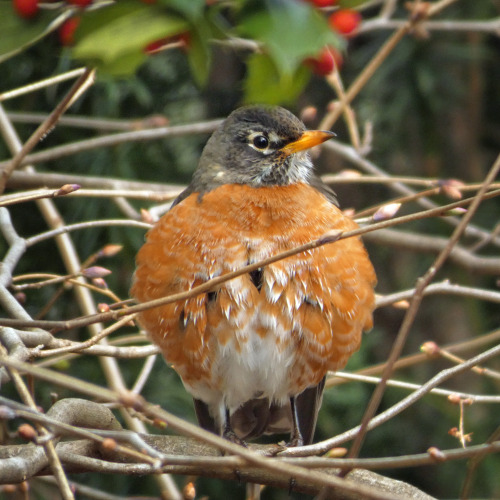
[58,17,81,46]
[305,0,337,7]
[67,0,93,6]
[305,47,343,76]
[13,0,39,18]
[329,9,361,36]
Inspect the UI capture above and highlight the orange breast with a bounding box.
[131,183,376,405]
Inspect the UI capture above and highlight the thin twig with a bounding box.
[437,348,500,381]
[461,427,500,499]
[0,345,75,500]
[38,477,159,500]
[6,110,170,132]
[359,17,500,34]
[323,141,500,247]
[0,119,222,171]
[321,0,461,130]
[375,280,500,307]
[131,354,158,395]
[0,79,182,500]
[1,187,500,332]
[25,219,151,248]
[343,153,500,467]
[1,401,160,466]
[0,355,407,500]
[0,69,96,194]
[281,341,500,457]
[330,371,500,403]
[37,315,136,358]
[327,328,500,388]
[7,169,179,193]
[0,69,87,102]
[365,230,500,275]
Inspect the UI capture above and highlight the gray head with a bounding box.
[189,105,334,194]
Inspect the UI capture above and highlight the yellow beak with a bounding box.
[281,130,335,154]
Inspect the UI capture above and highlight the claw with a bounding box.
[222,407,247,448]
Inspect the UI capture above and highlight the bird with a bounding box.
[131,105,376,447]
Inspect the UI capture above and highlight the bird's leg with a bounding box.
[222,407,247,446]
[287,396,305,447]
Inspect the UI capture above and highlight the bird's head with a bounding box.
[192,106,334,191]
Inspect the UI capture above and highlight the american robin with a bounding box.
[131,105,376,446]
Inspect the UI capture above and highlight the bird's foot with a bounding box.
[285,433,304,448]
[285,438,304,448]
[261,443,285,456]
[222,427,247,447]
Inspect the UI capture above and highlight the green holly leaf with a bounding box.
[239,1,341,77]
[244,52,310,105]
[338,0,371,7]
[73,1,188,75]
[158,0,206,20]
[93,50,147,77]
[187,20,213,86]
[0,1,66,63]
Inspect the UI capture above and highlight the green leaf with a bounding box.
[243,52,310,105]
[94,51,147,77]
[187,21,212,86]
[158,0,206,20]
[0,1,66,63]
[338,0,371,7]
[73,1,188,73]
[239,1,341,77]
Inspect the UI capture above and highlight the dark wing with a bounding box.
[193,398,219,435]
[170,185,194,208]
[193,377,325,446]
[309,174,338,207]
[193,397,291,440]
[292,376,326,445]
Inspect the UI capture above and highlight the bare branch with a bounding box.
[329,371,500,403]
[0,69,87,102]
[359,18,500,35]
[2,187,500,333]
[345,153,500,465]
[7,110,171,132]
[0,345,74,499]
[282,341,500,457]
[0,119,222,171]
[365,229,500,275]
[0,69,95,194]
[376,281,500,308]
[7,169,180,193]
[26,219,151,248]
[0,80,182,500]
[328,328,500,387]
[0,357,413,500]
[323,140,500,247]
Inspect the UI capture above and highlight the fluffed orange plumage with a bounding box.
[131,105,376,446]
[132,183,375,435]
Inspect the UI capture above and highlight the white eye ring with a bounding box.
[252,135,269,149]
[248,132,274,155]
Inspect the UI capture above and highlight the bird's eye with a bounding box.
[252,135,269,149]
